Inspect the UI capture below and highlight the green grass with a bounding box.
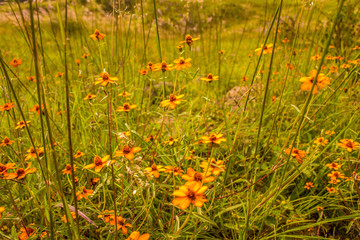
[0,0,359,239]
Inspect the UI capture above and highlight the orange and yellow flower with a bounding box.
[285,147,306,164]
[109,216,132,234]
[199,159,225,176]
[74,150,85,158]
[83,155,114,172]
[115,145,141,160]
[179,34,200,46]
[83,93,97,100]
[160,94,185,109]
[201,133,226,145]
[62,164,77,175]
[337,139,359,152]
[304,182,314,190]
[94,72,118,86]
[313,137,328,146]
[15,120,30,130]
[172,183,208,209]
[76,187,93,200]
[4,162,37,180]
[89,29,106,40]
[174,57,192,70]
[200,73,219,82]
[0,137,14,147]
[182,167,215,186]
[116,103,137,112]
[9,58,22,67]
[299,69,330,94]
[0,102,15,111]
[144,163,165,178]
[154,61,173,72]
[255,44,273,56]
[126,231,150,240]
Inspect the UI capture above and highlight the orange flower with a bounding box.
[115,145,141,160]
[182,167,215,186]
[199,159,225,176]
[81,54,90,59]
[325,162,341,170]
[94,72,118,86]
[147,62,155,71]
[160,94,185,109]
[74,150,85,158]
[56,72,64,78]
[164,166,184,176]
[24,147,44,161]
[89,29,106,40]
[119,91,131,98]
[325,130,335,136]
[83,155,114,172]
[0,102,15,111]
[255,44,273,56]
[304,182,314,190]
[116,103,137,112]
[164,136,178,146]
[201,133,226,145]
[110,216,132,234]
[176,45,184,52]
[285,63,294,70]
[218,50,225,55]
[76,187,93,200]
[327,171,345,180]
[138,69,148,75]
[285,147,306,164]
[337,139,359,152]
[179,34,200,46]
[62,164,77,175]
[126,231,150,240]
[144,163,165,178]
[76,59,81,66]
[241,76,248,81]
[83,93,97,100]
[299,70,330,94]
[174,57,192,70]
[0,162,16,175]
[18,226,36,240]
[329,178,341,184]
[0,137,15,147]
[30,104,44,115]
[154,61,173,72]
[145,134,156,142]
[326,187,336,193]
[0,206,5,219]
[3,162,37,180]
[90,177,100,186]
[200,73,219,82]
[310,54,321,61]
[98,210,114,223]
[282,37,290,43]
[313,137,328,146]
[27,76,36,82]
[62,212,76,223]
[317,206,324,211]
[9,58,22,67]
[172,184,208,209]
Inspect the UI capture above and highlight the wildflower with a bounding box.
[304,182,314,190]
[313,137,328,146]
[164,166,183,176]
[89,29,106,40]
[329,178,340,184]
[56,72,64,78]
[90,177,100,186]
[200,73,219,82]
[62,212,76,223]
[325,130,335,136]
[116,103,137,112]
[110,216,132,234]
[218,50,225,55]
[272,96,276,103]
[199,159,225,176]
[337,139,359,152]
[126,231,150,240]
[145,134,156,142]
[138,69,148,75]
[174,57,192,70]
[119,91,131,98]
[241,76,248,81]
[76,59,80,66]
[285,63,294,70]
[57,110,65,115]
[317,206,324,211]
[160,94,185,109]
[326,187,336,193]
[76,187,93,200]
[83,93,97,100]
[94,72,118,86]
[177,45,183,52]
[98,210,114,223]
[24,147,44,160]
[340,64,351,69]
[0,162,16,175]
[18,226,36,240]
[201,133,226,145]
[282,37,290,43]
[62,164,77,175]
[299,69,330,94]
[81,54,90,59]
[255,44,273,56]
[0,102,15,111]
[172,184,208,209]
[285,147,306,164]
[0,207,4,219]
[147,62,155,71]
[29,104,44,115]
[182,167,215,186]
[74,150,85,158]
[325,162,341,170]
[4,162,37,180]
[83,155,114,172]
[180,34,200,46]
[310,54,321,61]
[164,136,178,146]
[327,171,345,180]
[144,164,165,178]
[154,61,173,72]
[10,58,22,67]
[27,76,36,82]
[115,145,141,160]
[0,137,14,147]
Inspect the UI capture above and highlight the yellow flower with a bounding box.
[313,137,328,146]
[164,136,178,146]
[255,44,273,56]
[201,133,226,145]
[182,167,215,186]
[109,216,132,234]
[83,155,115,172]
[173,57,192,70]
[144,163,165,178]
[337,139,359,152]
[15,120,31,129]
[116,103,137,112]
[94,72,118,86]
[126,231,150,240]
[115,145,141,160]
[325,162,341,170]
[299,70,330,94]
[89,29,106,40]
[83,93,97,100]
[200,73,219,82]
[76,187,93,200]
[179,34,199,46]
[172,184,208,209]
[160,94,185,109]
[199,159,225,176]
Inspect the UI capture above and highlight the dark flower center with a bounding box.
[194,172,203,182]
[95,157,103,166]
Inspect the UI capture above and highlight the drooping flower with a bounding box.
[115,145,141,160]
[89,29,106,40]
[172,184,208,209]
[83,155,114,172]
[299,69,330,94]
[160,94,185,109]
